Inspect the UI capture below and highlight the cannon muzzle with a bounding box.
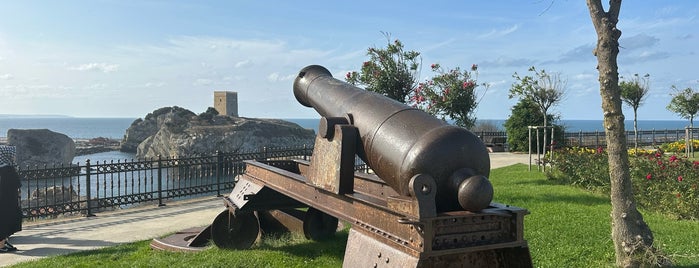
[293,65,492,212]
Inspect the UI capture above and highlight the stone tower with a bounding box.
[213,91,239,117]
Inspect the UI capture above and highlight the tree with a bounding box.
[510,66,566,157]
[345,33,421,103]
[667,86,699,127]
[619,73,650,151]
[412,63,486,128]
[503,98,563,152]
[587,1,669,266]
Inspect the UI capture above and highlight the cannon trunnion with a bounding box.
[208,65,532,267]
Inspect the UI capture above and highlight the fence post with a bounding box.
[595,130,599,148]
[85,159,95,217]
[157,155,165,207]
[216,151,223,197]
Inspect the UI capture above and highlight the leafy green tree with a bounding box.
[345,34,421,103]
[503,99,563,152]
[667,86,699,127]
[413,63,486,128]
[619,73,650,151]
[510,66,566,157]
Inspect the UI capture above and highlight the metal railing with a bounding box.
[475,128,695,149]
[18,146,316,220]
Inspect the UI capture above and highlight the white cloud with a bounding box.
[267,72,295,82]
[477,24,519,39]
[69,63,120,73]
[143,82,165,88]
[0,73,13,80]
[194,78,213,86]
[234,60,251,68]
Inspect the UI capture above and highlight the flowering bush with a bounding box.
[547,147,610,190]
[345,37,420,103]
[630,151,699,220]
[548,147,699,220]
[660,139,699,153]
[411,63,485,128]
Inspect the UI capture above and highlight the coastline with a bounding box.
[0,137,122,156]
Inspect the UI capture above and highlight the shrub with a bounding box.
[547,147,610,191]
[548,147,699,220]
[630,151,699,220]
[504,99,565,152]
[660,139,699,153]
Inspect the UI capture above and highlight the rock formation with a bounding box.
[7,129,76,167]
[121,106,316,159]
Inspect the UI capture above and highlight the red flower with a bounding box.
[430,63,437,69]
[646,173,652,180]
[669,155,678,162]
[471,64,478,71]
[597,147,604,154]
[678,176,683,182]
[345,72,352,79]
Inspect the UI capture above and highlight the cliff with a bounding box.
[120,106,316,159]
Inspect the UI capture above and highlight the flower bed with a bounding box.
[547,147,699,220]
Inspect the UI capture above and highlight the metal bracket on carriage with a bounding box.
[388,173,438,220]
[307,116,357,195]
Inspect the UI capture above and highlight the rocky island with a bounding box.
[120,106,315,159]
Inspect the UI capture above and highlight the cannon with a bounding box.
[154,65,532,267]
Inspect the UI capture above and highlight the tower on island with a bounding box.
[214,91,238,117]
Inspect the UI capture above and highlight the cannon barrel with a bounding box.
[293,65,492,212]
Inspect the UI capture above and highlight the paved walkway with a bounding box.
[0,152,529,267]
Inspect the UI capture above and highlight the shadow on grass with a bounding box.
[256,231,348,261]
[500,191,608,207]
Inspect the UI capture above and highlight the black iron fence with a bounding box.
[475,128,696,149]
[18,146,317,220]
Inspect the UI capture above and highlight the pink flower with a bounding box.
[345,72,352,79]
[678,176,683,182]
[430,63,437,69]
[646,173,652,180]
[596,147,604,154]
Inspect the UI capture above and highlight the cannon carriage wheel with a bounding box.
[210,209,260,249]
[303,207,339,240]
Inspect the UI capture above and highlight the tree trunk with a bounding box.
[542,111,548,169]
[586,1,668,267]
[633,107,639,152]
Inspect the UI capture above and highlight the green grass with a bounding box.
[11,164,699,267]
[491,164,699,267]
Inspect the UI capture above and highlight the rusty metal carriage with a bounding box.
[153,65,532,267]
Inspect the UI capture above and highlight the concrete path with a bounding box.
[1,152,529,267]
[1,197,223,267]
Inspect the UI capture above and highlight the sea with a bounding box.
[0,117,691,162]
[1,117,692,139]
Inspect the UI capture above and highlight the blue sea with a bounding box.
[0,117,691,163]
[0,117,691,140]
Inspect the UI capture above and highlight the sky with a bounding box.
[0,1,697,120]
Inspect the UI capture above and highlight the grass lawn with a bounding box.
[10,164,699,268]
